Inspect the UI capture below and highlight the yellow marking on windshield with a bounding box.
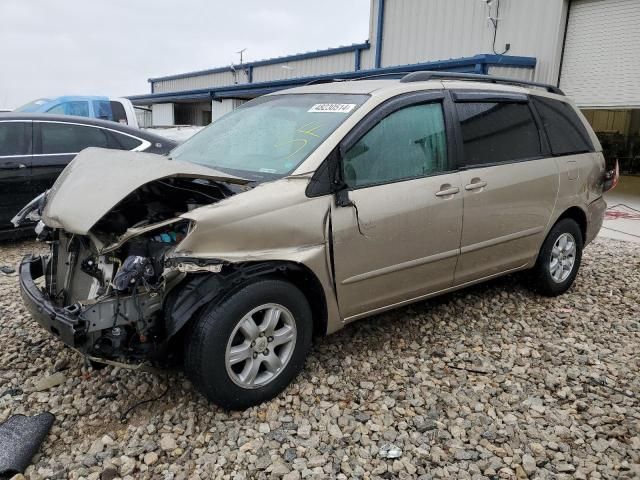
[297,121,324,138]
[274,138,309,159]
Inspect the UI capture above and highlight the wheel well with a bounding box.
[235,261,329,338]
[557,206,587,242]
[164,261,329,343]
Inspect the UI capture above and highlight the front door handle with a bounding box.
[0,162,27,170]
[435,186,460,197]
[465,180,487,191]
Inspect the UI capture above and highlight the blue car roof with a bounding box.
[52,96,110,102]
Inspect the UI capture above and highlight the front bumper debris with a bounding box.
[19,255,87,348]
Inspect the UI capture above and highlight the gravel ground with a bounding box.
[1,238,639,480]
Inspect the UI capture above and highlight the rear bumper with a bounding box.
[19,255,87,349]
[585,196,607,246]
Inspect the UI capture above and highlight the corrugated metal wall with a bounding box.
[211,99,246,122]
[560,0,640,108]
[150,0,568,96]
[135,107,153,128]
[582,109,633,134]
[361,0,380,70]
[252,52,354,83]
[487,66,534,82]
[152,104,175,126]
[379,0,567,84]
[153,71,239,94]
[152,52,356,94]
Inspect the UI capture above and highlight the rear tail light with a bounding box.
[603,160,619,193]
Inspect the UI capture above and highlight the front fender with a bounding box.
[171,178,343,334]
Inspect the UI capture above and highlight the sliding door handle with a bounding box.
[435,187,460,197]
[465,181,487,191]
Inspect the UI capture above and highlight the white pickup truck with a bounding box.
[14,96,139,128]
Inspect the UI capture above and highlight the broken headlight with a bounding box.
[113,256,155,291]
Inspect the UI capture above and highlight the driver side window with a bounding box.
[343,102,447,188]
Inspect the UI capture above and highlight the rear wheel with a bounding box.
[529,218,583,296]
[184,279,313,409]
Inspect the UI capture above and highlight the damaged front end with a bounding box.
[21,221,189,363]
[19,150,251,366]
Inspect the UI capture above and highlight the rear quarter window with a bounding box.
[532,96,594,156]
[107,131,143,150]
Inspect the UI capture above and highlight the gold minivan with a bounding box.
[18,72,610,409]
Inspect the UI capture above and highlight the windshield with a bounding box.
[15,98,52,112]
[170,93,368,181]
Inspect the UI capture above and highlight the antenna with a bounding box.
[237,48,247,65]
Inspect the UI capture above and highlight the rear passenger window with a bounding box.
[110,101,128,124]
[92,101,113,121]
[40,123,109,154]
[456,102,542,167]
[343,103,448,188]
[532,97,593,156]
[0,122,30,156]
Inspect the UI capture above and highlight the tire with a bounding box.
[184,278,313,409]
[529,218,583,297]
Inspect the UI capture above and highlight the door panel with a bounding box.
[30,154,74,197]
[451,97,558,284]
[454,159,559,284]
[31,121,110,196]
[332,172,463,319]
[0,121,33,229]
[331,97,463,320]
[31,121,74,197]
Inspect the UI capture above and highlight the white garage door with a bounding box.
[560,0,640,109]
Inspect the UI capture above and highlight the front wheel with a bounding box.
[184,279,313,409]
[528,218,583,297]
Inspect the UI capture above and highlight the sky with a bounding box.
[0,0,371,108]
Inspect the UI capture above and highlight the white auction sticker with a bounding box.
[308,103,356,113]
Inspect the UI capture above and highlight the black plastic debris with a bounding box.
[0,412,55,479]
[0,388,22,397]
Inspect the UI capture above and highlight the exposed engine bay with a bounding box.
[93,177,244,237]
[31,176,249,364]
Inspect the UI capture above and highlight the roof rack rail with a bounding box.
[304,78,346,86]
[352,72,410,81]
[399,71,565,95]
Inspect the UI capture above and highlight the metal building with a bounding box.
[129,0,640,170]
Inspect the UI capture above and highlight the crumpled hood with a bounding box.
[42,147,247,234]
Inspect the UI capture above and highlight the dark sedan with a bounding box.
[0,113,177,238]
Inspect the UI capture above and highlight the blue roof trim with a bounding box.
[148,42,371,83]
[129,54,537,104]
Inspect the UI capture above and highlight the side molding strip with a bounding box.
[342,248,459,285]
[460,226,545,255]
